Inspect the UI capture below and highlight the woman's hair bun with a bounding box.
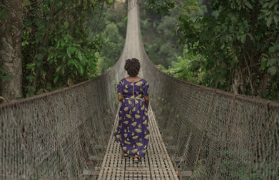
[124,58,140,77]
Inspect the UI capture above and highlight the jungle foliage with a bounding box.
[0,0,113,99]
[149,0,279,102]
[92,1,127,74]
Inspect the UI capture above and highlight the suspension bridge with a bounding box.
[0,0,278,180]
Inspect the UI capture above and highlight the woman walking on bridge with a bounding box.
[113,58,150,163]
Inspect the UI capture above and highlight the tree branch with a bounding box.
[241,63,261,73]
[243,50,255,96]
[0,2,12,11]
[262,30,278,51]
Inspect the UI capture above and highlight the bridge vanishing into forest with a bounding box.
[0,1,279,180]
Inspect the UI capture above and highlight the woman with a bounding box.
[113,58,150,163]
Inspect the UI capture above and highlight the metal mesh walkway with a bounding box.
[98,104,178,180]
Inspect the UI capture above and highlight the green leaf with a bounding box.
[268,66,277,75]
[219,77,224,85]
[258,12,267,20]
[267,14,272,27]
[79,64,84,75]
[267,58,276,66]
[56,66,62,72]
[263,2,270,8]
[9,46,13,50]
[11,25,18,30]
[22,41,29,46]
[78,51,82,61]
[241,34,246,43]
[36,89,44,95]
[68,59,78,68]
[269,1,277,8]
[62,67,65,75]
[28,86,36,91]
[64,21,69,27]
[35,54,43,60]
[262,90,268,97]
[246,33,254,43]
[261,60,267,70]
[46,83,51,90]
[67,47,75,58]
[244,1,253,9]
[26,75,35,82]
[54,75,59,84]
[274,15,278,26]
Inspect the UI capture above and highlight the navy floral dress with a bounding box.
[113,78,150,158]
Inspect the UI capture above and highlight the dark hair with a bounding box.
[124,58,140,77]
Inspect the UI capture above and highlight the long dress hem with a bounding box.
[113,78,150,158]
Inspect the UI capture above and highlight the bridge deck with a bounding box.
[98,105,178,180]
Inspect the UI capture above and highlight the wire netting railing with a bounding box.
[141,45,279,179]
[0,66,119,179]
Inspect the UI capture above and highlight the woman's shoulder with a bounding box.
[140,78,146,82]
[119,78,125,85]
[140,78,149,86]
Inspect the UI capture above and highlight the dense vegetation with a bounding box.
[150,0,279,102]
[0,0,110,100]
[0,0,278,103]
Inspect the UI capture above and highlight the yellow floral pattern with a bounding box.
[114,78,150,158]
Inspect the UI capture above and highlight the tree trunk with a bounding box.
[0,0,2,101]
[0,0,23,102]
[232,68,240,94]
[204,0,213,17]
